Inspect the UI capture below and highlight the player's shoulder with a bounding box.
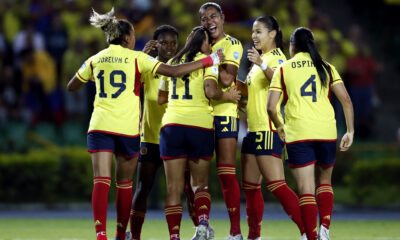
[218,35,242,48]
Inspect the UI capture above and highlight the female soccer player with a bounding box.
[129,25,179,240]
[66,8,224,240]
[241,16,305,240]
[267,27,354,240]
[199,3,244,239]
[158,26,240,240]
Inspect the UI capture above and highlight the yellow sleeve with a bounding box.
[75,57,93,83]
[221,40,243,68]
[269,66,283,92]
[329,64,343,87]
[137,52,162,75]
[204,65,219,82]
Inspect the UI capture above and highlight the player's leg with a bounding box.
[160,125,188,240]
[184,164,198,227]
[315,141,337,240]
[130,143,163,239]
[164,158,186,240]
[114,135,140,240]
[88,132,114,240]
[241,133,263,240]
[215,116,241,238]
[256,131,304,236]
[288,142,318,240]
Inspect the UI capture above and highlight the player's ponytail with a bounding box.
[90,8,132,45]
[172,26,211,64]
[290,27,332,87]
[255,16,283,51]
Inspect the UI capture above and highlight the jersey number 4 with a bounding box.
[171,74,192,100]
[300,74,316,102]
[97,70,126,98]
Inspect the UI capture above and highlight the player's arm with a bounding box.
[267,90,284,140]
[157,78,169,105]
[67,75,85,91]
[218,63,238,88]
[331,82,354,151]
[156,51,224,78]
[247,47,274,80]
[204,79,241,103]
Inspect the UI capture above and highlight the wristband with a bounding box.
[260,61,268,71]
[201,55,213,67]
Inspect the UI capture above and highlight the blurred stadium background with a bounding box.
[0,0,399,217]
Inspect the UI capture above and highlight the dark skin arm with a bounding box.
[204,79,241,103]
[218,64,238,88]
[158,90,169,105]
[67,76,85,91]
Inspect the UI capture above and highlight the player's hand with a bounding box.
[213,48,225,65]
[277,125,285,142]
[142,40,159,54]
[201,49,225,67]
[227,86,241,103]
[238,98,247,113]
[340,132,354,151]
[247,47,262,66]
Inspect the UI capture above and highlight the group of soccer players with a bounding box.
[67,2,354,240]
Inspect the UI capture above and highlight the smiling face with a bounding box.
[157,32,178,62]
[252,20,276,53]
[200,6,225,42]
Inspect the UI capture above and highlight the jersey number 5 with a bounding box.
[300,74,316,102]
[97,70,126,98]
[171,74,192,100]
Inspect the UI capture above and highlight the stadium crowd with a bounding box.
[0,0,380,151]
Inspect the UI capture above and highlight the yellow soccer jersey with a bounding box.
[140,59,166,144]
[246,48,286,132]
[211,34,243,118]
[161,53,219,129]
[76,44,161,136]
[269,52,343,143]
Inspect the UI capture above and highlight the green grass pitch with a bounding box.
[0,219,399,239]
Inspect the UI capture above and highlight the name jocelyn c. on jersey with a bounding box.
[291,60,314,68]
[97,56,129,64]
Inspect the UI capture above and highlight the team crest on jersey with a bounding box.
[148,56,157,62]
[279,59,284,64]
[140,146,148,155]
[233,51,240,60]
[79,62,86,70]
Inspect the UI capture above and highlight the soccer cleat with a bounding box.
[192,224,209,240]
[318,225,330,240]
[208,224,215,240]
[228,234,244,240]
[300,233,307,240]
[125,231,132,240]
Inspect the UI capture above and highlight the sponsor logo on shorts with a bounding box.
[221,127,229,132]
